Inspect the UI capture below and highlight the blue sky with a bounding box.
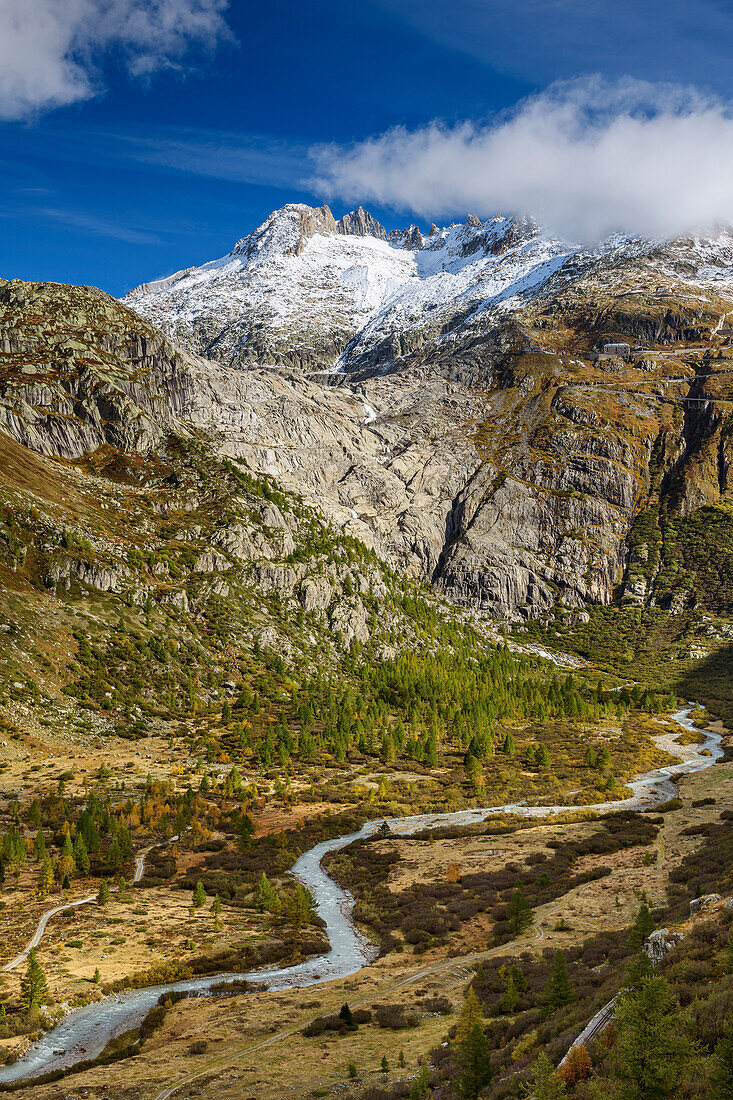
[2,0,733,294]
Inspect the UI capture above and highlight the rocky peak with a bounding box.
[229,203,389,261]
[232,203,338,260]
[388,225,426,250]
[337,206,387,240]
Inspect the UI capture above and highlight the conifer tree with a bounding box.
[409,1061,430,1099]
[536,743,551,767]
[192,881,206,908]
[456,986,483,1045]
[710,1019,733,1100]
[558,1043,592,1087]
[37,857,54,897]
[506,886,533,935]
[106,837,122,873]
[288,884,313,928]
[510,963,527,992]
[611,971,697,1100]
[628,901,655,948]
[33,829,46,861]
[597,745,611,768]
[254,872,281,914]
[380,730,395,764]
[97,879,110,906]
[524,1052,566,1099]
[21,949,49,1010]
[502,970,519,1014]
[542,950,575,1014]
[73,834,90,876]
[457,1023,493,1099]
[58,833,76,881]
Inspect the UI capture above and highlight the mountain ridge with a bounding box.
[6,201,733,624]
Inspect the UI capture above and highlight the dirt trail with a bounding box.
[0,841,157,975]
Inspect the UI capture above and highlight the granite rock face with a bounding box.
[337,207,387,240]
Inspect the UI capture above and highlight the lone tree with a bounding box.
[628,901,655,948]
[339,1002,355,1029]
[288,884,314,929]
[192,881,206,908]
[457,1023,493,1099]
[524,1052,566,1099]
[21,949,49,1011]
[456,987,483,1045]
[542,950,575,1014]
[611,970,697,1100]
[507,886,533,935]
[97,879,110,906]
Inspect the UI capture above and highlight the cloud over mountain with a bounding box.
[313,78,733,243]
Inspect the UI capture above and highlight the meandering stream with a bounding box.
[0,706,722,1085]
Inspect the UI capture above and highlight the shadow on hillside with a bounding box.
[678,642,733,728]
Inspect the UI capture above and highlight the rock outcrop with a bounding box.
[337,207,387,240]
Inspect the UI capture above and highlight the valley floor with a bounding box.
[3,715,730,1100]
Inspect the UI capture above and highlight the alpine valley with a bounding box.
[0,203,731,1100]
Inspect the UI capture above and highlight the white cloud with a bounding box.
[312,77,733,243]
[0,0,232,120]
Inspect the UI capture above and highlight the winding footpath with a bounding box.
[0,707,723,1088]
[0,843,157,977]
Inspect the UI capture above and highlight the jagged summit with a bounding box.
[124,202,733,376]
[230,203,389,261]
[123,204,556,372]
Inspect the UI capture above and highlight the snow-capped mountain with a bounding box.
[125,203,733,375]
[8,207,733,625]
[122,204,580,372]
